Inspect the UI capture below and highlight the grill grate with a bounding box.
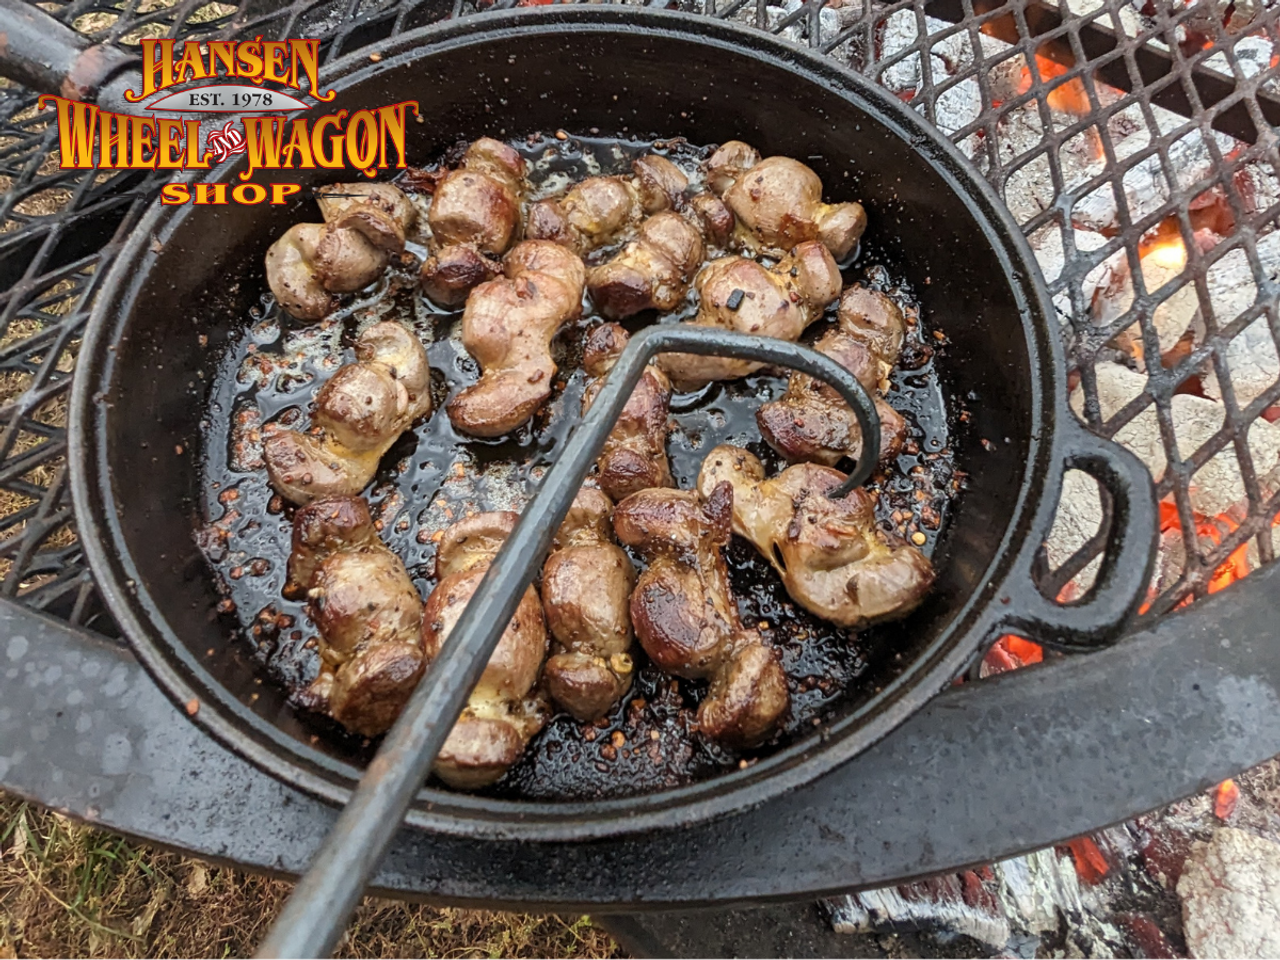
[2,0,1277,639]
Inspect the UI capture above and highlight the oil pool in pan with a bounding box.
[194,135,961,801]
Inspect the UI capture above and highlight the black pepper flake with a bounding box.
[725,288,745,311]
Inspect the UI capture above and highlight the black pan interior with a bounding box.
[76,12,1046,834]
[196,132,958,800]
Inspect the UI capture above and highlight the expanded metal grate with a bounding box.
[2,0,1278,640]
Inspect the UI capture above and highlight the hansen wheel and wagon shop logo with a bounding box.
[38,38,419,206]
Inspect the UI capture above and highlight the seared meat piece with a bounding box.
[688,192,735,248]
[420,138,527,307]
[658,241,842,391]
[758,284,909,467]
[613,483,789,746]
[541,489,637,721]
[266,183,416,321]
[697,445,934,629]
[526,155,688,255]
[586,211,705,319]
[705,140,761,196]
[315,183,416,254]
[422,513,549,788]
[265,224,330,322]
[581,324,674,502]
[446,240,586,437]
[289,496,425,738]
[705,141,866,261]
[264,321,432,505]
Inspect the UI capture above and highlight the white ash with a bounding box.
[1090,227,1280,394]
[1089,239,1202,360]
[1178,827,1280,959]
[1220,318,1280,408]
[876,10,1009,97]
[997,108,1054,226]
[1030,224,1108,326]
[828,879,1012,947]
[827,845,1125,957]
[1043,469,1105,593]
[1199,234,1280,407]
[1072,361,1280,515]
[929,77,984,139]
[1203,34,1275,81]
[878,10,939,94]
[1071,116,1239,234]
[766,0,841,45]
[995,105,1121,229]
[1029,221,1108,286]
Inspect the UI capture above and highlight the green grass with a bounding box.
[0,796,622,959]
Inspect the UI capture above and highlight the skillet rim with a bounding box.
[68,6,1062,842]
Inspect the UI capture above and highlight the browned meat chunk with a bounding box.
[704,140,761,197]
[757,284,909,467]
[420,138,526,307]
[697,445,934,629]
[289,496,425,738]
[658,241,842,391]
[526,155,688,255]
[446,240,586,437]
[422,513,549,788]
[541,489,637,721]
[705,141,866,261]
[580,324,674,502]
[263,321,431,505]
[266,183,415,321]
[688,192,735,248]
[586,211,705,319]
[613,484,789,746]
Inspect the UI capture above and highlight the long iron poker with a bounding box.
[256,324,881,959]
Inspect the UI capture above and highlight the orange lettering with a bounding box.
[271,183,302,205]
[161,182,190,205]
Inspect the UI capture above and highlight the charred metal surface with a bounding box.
[0,0,135,101]
[2,560,1279,910]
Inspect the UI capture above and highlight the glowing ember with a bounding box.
[981,634,1044,675]
[1017,54,1092,116]
[1160,501,1251,597]
[1063,836,1110,884]
[1145,501,1254,614]
[1214,779,1240,820]
[1143,236,1189,272]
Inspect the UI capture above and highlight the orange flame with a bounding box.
[1139,218,1191,270]
[1018,54,1092,115]
[1143,235,1189,272]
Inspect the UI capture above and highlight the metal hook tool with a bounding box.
[256,324,880,958]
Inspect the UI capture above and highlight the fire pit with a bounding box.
[1,0,1279,954]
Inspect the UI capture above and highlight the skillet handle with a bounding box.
[999,423,1158,652]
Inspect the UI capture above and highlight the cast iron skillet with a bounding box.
[67,7,1158,842]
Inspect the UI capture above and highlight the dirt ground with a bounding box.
[0,795,623,959]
